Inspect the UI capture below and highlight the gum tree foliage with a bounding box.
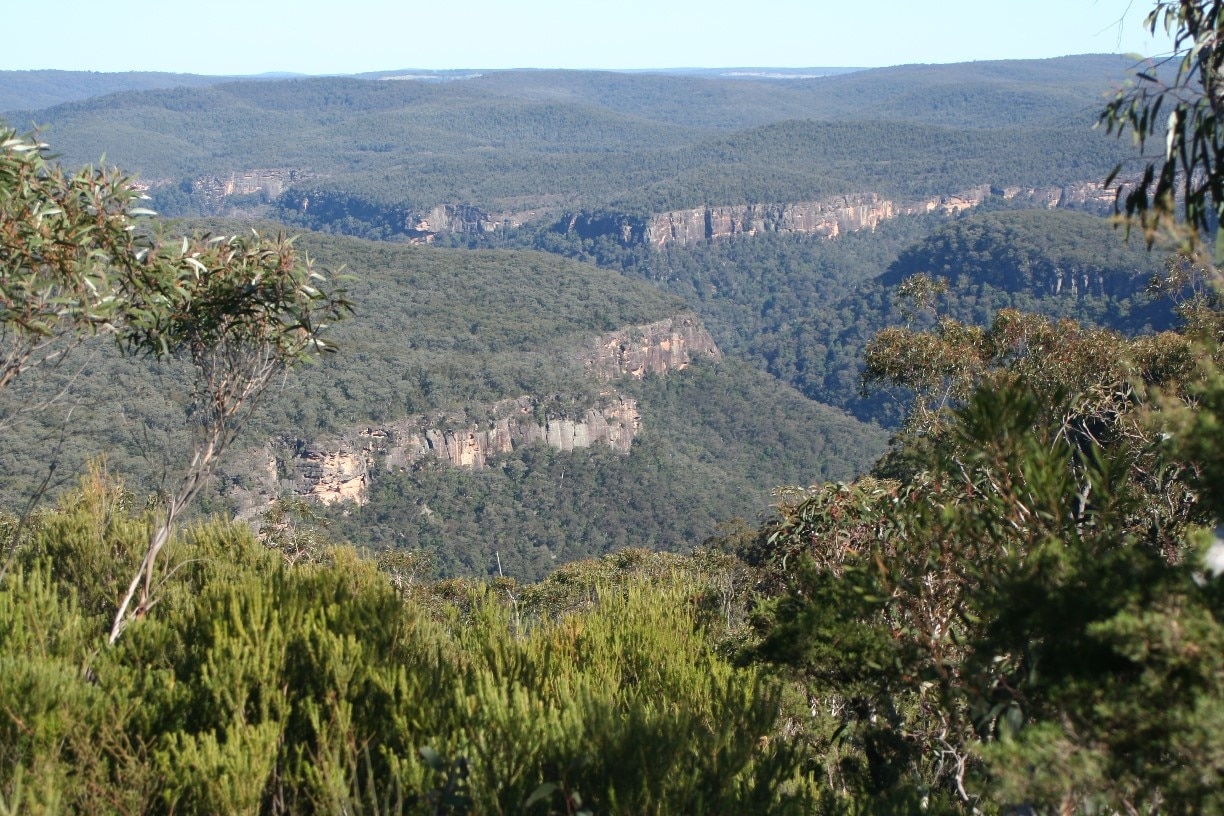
[0,129,351,640]
[107,229,351,642]
[743,284,1224,811]
[743,2,1224,808]
[0,130,137,391]
[1101,0,1224,246]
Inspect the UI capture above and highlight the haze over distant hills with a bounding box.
[0,53,1173,577]
[0,66,866,114]
[2,55,1140,225]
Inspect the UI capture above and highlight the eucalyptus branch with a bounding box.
[108,231,350,643]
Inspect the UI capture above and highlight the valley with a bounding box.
[6,6,1224,807]
[0,56,1177,578]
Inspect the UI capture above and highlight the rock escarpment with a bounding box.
[587,315,722,380]
[237,393,641,508]
[557,183,1116,249]
[189,175,1115,247]
[382,393,640,472]
[278,190,528,243]
[404,204,514,241]
[230,313,719,508]
[188,168,313,207]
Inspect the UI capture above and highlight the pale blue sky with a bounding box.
[18,0,1171,75]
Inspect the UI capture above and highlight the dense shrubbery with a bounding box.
[7,11,1224,811]
[0,472,807,814]
[740,282,1224,811]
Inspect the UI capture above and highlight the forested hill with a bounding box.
[0,225,885,580]
[0,55,1140,228]
[592,208,1174,425]
[0,69,240,113]
[881,209,1166,302]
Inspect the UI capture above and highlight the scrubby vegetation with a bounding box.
[7,4,1224,811]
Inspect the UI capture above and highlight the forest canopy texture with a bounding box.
[6,2,1224,813]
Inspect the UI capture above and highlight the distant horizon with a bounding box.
[0,54,1156,81]
[2,1,1172,76]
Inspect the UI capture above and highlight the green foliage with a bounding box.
[863,307,1198,436]
[0,475,807,814]
[118,231,350,364]
[1100,0,1224,247]
[0,128,138,390]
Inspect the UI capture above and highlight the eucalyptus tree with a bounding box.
[0,129,351,640]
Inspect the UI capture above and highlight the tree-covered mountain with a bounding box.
[0,225,885,580]
[0,69,236,113]
[0,55,1139,229]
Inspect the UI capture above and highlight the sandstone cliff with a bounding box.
[381,393,640,472]
[189,168,313,207]
[586,314,722,379]
[229,313,721,509]
[280,190,528,243]
[403,204,517,241]
[557,182,1116,249]
[237,392,641,508]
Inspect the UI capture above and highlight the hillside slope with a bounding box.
[0,56,1138,228]
[0,228,885,579]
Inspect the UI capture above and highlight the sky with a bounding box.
[11,0,1174,75]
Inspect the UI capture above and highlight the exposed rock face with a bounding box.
[641,193,908,246]
[999,181,1117,210]
[190,168,312,207]
[381,394,641,471]
[399,204,520,242]
[228,313,724,509]
[291,444,369,506]
[279,190,524,243]
[557,182,1115,249]
[587,314,722,379]
[234,393,642,509]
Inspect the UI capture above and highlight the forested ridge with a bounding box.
[0,224,886,578]
[0,69,237,113]
[3,55,1136,224]
[5,11,1224,812]
[529,206,1175,424]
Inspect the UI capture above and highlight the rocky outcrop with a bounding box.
[279,190,525,243]
[998,181,1117,210]
[382,394,640,471]
[402,204,520,242]
[290,444,370,505]
[557,182,1116,249]
[231,392,644,509]
[190,168,312,207]
[642,193,908,246]
[586,314,722,379]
